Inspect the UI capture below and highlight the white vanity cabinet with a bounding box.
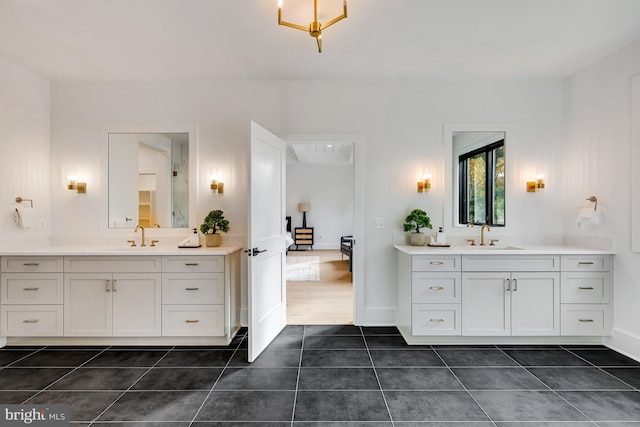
[397,253,462,336]
[63,257,162,337]
[0,257,64,336]
[161,256,226,337]
[560,255,613,335]
[461,255,561,336]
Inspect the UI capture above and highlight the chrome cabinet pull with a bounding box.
[513,278,518,292]
[106,279,111,292]
[23,319,39,323]
[23,263,39,266]
[506,278,511,291]
[430,286,444,291]
[578,286,595,290]
[185,287,200,291]
[113,279,117,292]
[185,319,200,323]
[430,318,444,323]
[430,261,444,265]
[185,263,199,266]
[579,319,594,322]
[578,261,594,265]
[23,287,39,291]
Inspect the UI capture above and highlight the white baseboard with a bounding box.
[605,327,640,362]
[0,336,6,348]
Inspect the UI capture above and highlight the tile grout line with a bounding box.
[290,325,306,427]
[497,346,599,424]
[361,328,396,426]
[19,346,111,406]
[432,345,498,426]
[85,345,177,426]
[187,335,246,426]
[562,346,640,392]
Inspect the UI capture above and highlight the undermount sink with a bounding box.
[465,245,522,250]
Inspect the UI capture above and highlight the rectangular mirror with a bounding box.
[444,124,511,231]
[108,132,190,229]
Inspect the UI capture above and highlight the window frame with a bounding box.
[458,139,505,226]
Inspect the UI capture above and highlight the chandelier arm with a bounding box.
[321,13,347,30]
[316,36,322,53]
[278,20,310,32]
[322,1,347,30]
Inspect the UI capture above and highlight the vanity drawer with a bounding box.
[560,304,611,336]
[162,273,225,304]
[0,305,63,336]
[64,256,161,273]
[462,255,560,272]
[1,273,64,304]
[561,272,611,303]
[162,256,224,273]
[412,304,461,336]
[412,255,460,272]
[412,272,461,303]
[1,257,63,273]
[162,305,224,336]
[561,255,612,272]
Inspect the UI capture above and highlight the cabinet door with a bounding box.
[64,273,112,336]
[462,272,510,336]
[112,273,161,336]
[511,272,560,336]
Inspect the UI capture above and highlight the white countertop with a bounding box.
[0,245,243,256]
[394,244,615,255]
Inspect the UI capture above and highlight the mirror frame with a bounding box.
[443,123,513,234]
[100,125,198,235]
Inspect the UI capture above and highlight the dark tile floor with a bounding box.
[1,325,640,426]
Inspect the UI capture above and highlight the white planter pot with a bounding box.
[410,233,426,246]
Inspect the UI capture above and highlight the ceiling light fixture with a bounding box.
[277,0,347,53]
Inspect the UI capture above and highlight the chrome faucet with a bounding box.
[480,224,491,246]
[134,224,146,247]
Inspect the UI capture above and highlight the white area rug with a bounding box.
[286,256,320,281]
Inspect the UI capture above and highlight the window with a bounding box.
[459,140,505,226]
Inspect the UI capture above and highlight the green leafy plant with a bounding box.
[200,210,230,235]
[403,209,433,233]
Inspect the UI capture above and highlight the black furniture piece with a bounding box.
[294,227,314,250]
[340,235,354,272]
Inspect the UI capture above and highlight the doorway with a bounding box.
[281,135,363,325]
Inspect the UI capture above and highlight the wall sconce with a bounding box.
[210,176,224,194]
[527,174,545,192]
[67,174,86,194]
[417,174,431,193]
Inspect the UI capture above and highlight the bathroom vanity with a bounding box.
[0,246,242,346]
[396,245,613,345]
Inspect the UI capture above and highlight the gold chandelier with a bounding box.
[277,0,348,53]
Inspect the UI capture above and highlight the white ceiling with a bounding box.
[1,0,640,82]
[287,143,353,165]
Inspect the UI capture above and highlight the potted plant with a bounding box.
[403,208,433,246]
[200,209,230,247]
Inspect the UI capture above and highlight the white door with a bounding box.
[248,121,287,362]
[64,273,112,336]
[511,272,560,336]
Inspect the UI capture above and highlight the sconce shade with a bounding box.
[298,202,311,212]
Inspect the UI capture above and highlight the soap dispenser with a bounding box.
[436,227,446,245]
[190,228,199,246]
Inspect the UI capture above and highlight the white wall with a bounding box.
[0,57,50,246]
[563,39,640,359]
[286,162,354,249]
[50,77,564,324]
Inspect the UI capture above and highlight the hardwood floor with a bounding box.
[286,249,353,325]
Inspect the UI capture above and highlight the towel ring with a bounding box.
[586,196,597,211]
[15,197,33,208]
